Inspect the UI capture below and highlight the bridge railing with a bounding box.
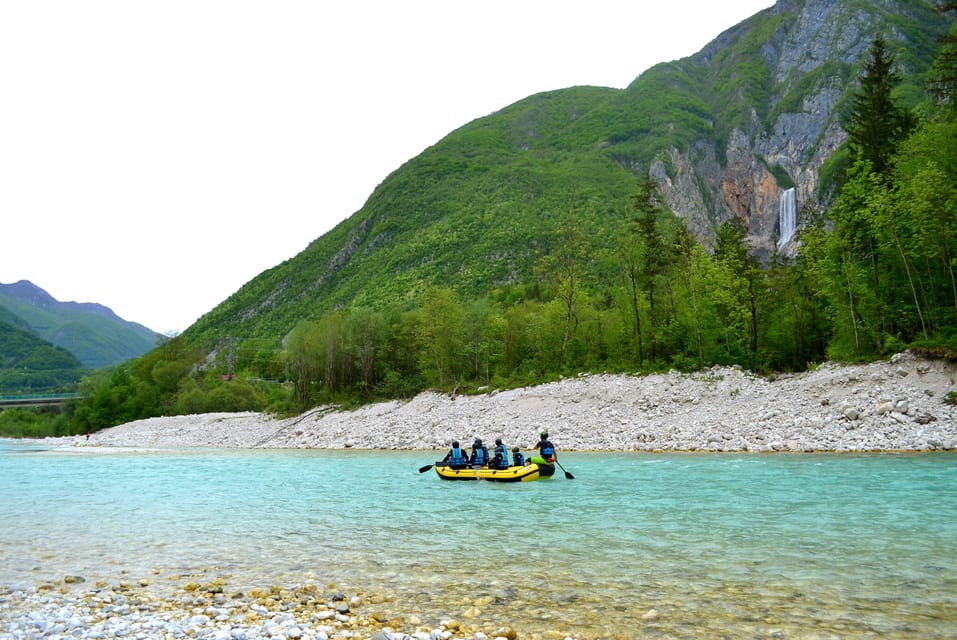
[0,393,82,407]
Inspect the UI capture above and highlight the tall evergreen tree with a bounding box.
[631,176,670,362]
[927,20,957,114]
[844,36,915,178]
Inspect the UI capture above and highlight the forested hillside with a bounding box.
[0,319,87,392]
[185,0,948,345]
[0,281,161,370]
[6,0,955,438]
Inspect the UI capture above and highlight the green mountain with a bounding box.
[0,281,162,371]
[184,0,949,347]
[0,318,87,393]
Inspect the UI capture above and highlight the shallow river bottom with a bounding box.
[1,445,955,638]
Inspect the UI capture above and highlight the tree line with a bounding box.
[2,28,955,438]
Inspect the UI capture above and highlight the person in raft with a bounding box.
[533,431,557,462]
[441,440,469,469]
[490,437,510,469]
[469,438,490,467]
[511,446,526,467]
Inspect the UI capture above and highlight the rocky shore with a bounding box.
[71,351,956,453]
[2,574,517,640]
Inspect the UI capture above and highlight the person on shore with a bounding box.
[511,446,526,467]
[490,437,510,469]
[440,440,469,469]
[533,431,557,462]
[469,438,489,467]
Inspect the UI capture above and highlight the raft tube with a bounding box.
[434,457,555,482]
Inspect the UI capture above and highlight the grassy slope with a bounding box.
[184,0,949,348]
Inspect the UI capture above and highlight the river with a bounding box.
[1,442,955,638]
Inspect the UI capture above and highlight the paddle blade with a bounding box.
[418,464,434,474]
[556,461,575,479]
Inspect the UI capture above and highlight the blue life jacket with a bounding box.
[471,446,488,465]
[493,444,509,468]
[449,446,467,467]
[539,439,555,459]
[512,450,525,466]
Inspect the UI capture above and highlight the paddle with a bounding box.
[418,464,434,473]
[555,459,575,480]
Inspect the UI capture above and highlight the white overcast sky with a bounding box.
[1,1,772,335]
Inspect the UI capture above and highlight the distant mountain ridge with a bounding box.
[0,280,161,370]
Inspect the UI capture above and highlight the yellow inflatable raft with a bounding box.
[433,457,555,482]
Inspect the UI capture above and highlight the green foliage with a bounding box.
[195,378,267,413]
[819,146,851,197]
[926,21,957,112]
[0,320,87,393]
[9,2,956,439]
[887,117,957,332]
[0,281,161,369]
[175,4,949,354]
[704,34,775,148]
[418,287,467,388]
[767,163,796,190]
[799,29,957,364]
[62,100,957,434]
[844,36,916,178]
[0,406,73,438]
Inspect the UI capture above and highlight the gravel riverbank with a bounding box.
[66,351,957,453]
[2,574,517,640]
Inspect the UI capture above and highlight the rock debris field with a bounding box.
[73,351,956,453]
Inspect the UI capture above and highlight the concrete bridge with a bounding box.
[0,393,81,408]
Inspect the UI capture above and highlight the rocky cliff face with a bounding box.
[657,0,944,259]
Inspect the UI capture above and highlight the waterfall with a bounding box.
[778,187,797,249]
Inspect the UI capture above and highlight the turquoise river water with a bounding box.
[0,442,955,638]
